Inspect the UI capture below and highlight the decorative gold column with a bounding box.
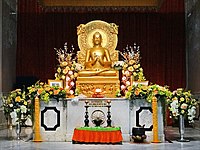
[33,96,42,142]
[152,96,161,143]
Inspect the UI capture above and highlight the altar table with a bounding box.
[40,98,165,142]
[72,127,123,144]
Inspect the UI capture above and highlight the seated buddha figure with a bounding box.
[78,32,116,77]
[76,20,120,97]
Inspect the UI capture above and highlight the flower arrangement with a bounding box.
[119,44,146,94]
[1,81,69,125]
[167,88,197,123]
[125,84,172,103]
[146,84,172,103]
[54,43,82,94]
[27,81,68,103]
[120,44,146,82]
[1,89,32,125]
[125,84,148,100]
[54,43,82,80]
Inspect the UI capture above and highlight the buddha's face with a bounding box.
[93,32,102,45]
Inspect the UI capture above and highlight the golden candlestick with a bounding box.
[33,96,42,142]
[152,96,161,143]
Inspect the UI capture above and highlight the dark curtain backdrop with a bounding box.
[17,0,185,91]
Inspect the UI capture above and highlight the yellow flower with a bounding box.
[142,85,148,90]
[128,66,134,72]
[133,64,138,69]
[66,66,70,70]
[180,97,185,102]
[63,68,69,74]
[127,86,132,91]
[40,82,44,86]
[172,97,178,101]
[61,75,66,80]
[74,73,78,78]
[44,93,49,97]
[70,75,74,79]
[133,72,137,76]
[15,96,21,102]
[61,61,68,66]
[45,87,51,92]
[185,97,190,103]
[57,67,61,73]
[37,88,44,95]
[24,101,27,105]
[123,64,128,69]
[129,60,135,65]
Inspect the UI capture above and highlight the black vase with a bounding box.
[132,127,146,142]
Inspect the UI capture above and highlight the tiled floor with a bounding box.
[0,121,200,150]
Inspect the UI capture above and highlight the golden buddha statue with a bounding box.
[76,20,120,97]
[78,31,116,77]
[85,31,111,70]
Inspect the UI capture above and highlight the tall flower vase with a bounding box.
[177,115,190,142]
[15,122,21,140]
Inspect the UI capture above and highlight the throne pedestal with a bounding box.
[76,76,120,98]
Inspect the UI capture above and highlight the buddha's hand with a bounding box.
[90,56,98,66]
[94,56,100,62]
[96,56,105,66]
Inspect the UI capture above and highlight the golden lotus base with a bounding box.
[76,76,120,98]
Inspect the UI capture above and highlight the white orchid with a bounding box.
[20,105,27,113]
[188,106,196,123]
[10,111,17,119]
[170,100,178,109]
[10,111,18,125]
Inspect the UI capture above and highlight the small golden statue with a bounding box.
[76,20,120,97]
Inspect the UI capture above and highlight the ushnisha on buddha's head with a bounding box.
[92,32,103,46]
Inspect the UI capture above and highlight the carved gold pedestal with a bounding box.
[76,76,120,98]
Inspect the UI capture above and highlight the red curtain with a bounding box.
[17,0,185,91]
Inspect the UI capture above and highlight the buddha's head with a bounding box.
[92,32,102,46]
